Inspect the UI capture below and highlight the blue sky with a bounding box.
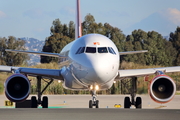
[0,0,180,40]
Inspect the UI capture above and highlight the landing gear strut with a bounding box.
[31,76,53,108]
[89,90,99,108]
[123,77,142,109]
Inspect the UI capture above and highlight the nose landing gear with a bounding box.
[89,90,99,108]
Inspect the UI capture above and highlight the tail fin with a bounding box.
[75,0,82,39]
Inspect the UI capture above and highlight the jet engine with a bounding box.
[149,74,176,103]
[4,74,31,102]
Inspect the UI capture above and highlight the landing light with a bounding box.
[90,85,99,90]
[95,85,99,90]
[90,85,93,90]
[113,81,116,84]
[58,80,61,83]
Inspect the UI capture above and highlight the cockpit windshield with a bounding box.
[98,47,108,53]
[76,46,116,54]
[86,47,96,53]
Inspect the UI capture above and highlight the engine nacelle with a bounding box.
[4,74,31,102]
[149,74,176,103]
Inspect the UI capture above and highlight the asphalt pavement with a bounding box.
[0,95,179,120]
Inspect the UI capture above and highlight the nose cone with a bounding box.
[84,54,116,84]
[88,63,108,83]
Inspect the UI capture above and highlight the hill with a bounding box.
[21,37,44,65]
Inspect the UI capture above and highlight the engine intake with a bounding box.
[149,75,176,103]
[5,74,31,102]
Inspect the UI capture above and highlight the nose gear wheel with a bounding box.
[89,90,99,108]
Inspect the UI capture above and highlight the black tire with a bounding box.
[135,97,142,109]
[96,100,99,108]
[42,96,48,108]
[124,97,131,108]
[89,100,93,108]
[31,96,37,108]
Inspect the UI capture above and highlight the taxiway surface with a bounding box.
[0,108,180,120]
[0,94,180,109]
[0,95,179,120]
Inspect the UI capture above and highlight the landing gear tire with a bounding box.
[135,97,142,109]
[123,77,143,109]
[42,96,48,108]
[124,97,131,108]
[95,100,99,108]
[31,96,38,108]
[89,100,93,108]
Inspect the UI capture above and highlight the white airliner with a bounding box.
[0,0,179,108]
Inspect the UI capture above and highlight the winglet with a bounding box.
[75,0,82,39]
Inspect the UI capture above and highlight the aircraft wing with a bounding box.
[0,65,64,80]
[119,50,148,55]
[118,66,180,78]
[2,49,67,80]
[5,49,66,58]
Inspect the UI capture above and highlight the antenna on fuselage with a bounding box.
[75,0,82,39]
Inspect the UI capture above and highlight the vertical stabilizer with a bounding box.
[75,0,82,39]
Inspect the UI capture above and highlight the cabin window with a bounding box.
[98,47,108,53]
[85,47,96,53]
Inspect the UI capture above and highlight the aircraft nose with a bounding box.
[85,55,114,84]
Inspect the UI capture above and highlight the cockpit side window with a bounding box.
[79,47,85,54]
[76,47,81,54]
[76,47,85,54]
[98,47,108,53]
[108,47,116,55]
[86,47,96,53]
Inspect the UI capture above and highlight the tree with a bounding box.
[164,40,177,66]
[0,37,7,65]
[41,19,74,63]
[82,13,95,34]
[123,35,134,62]
[63,24,68,36]
[0,36,29,66]
[169,27,180,65]
[68,21,75,39]
[123,29,173,66]
[51,19,63,34]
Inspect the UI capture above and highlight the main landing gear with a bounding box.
[123,77,142,109]
[31,76,53,108]
[89,90,99,108]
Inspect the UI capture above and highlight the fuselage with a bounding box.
[60,34,119,90]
